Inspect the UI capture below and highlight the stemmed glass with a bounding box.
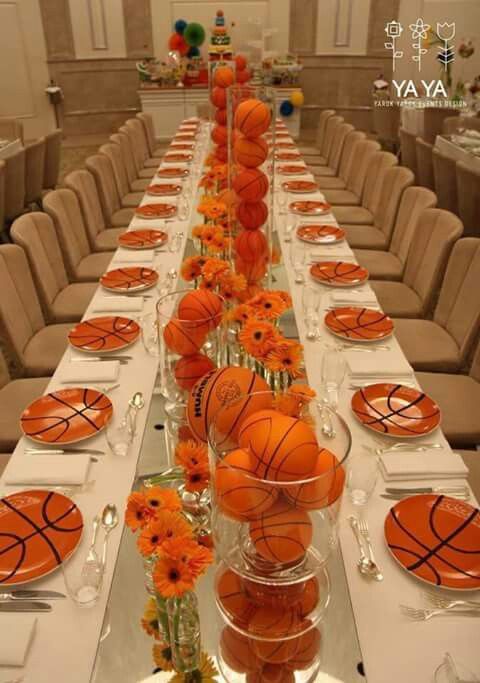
[177,195,189,221]
[302,284,321,340]
[289,243,306,284]
[321,347,346,408]
[346,454,378,508]
[139,312,160,357]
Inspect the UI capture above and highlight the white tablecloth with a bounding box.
[435,134,480,172]
[0,138,22,160]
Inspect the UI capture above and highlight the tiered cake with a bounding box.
[208,10,233,61]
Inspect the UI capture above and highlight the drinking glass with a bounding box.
[276,192,288,215]
[346,454,378,507]
[283,220,295,243]
[106,411,134,457]
[302,284,321,340]
[140,312,160,357]
[169,232,184,253]
[62,558,102,609]
[177,196,189,221]
[321,347,346,408]
[289,243,305,284]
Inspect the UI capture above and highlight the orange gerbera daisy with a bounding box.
[200,225,218,246]
[125,491,152,531]
[225,303,255,325]
[239,319,279,358]
[274,392,304,419]
[204,201,227,221]
[141,597,160,639]
[289,384,316,401]
[191,225,204,239]
[184,464,210,493]
[137,511,193,557]
[218,271,247,301]
[153,556,195,598]
[161,537,214,578]
[201,257,230,281]
[152,643,174,671]
[265,341,305,378]
[175,440,208,469]
[248,291,286,320]
[277,290,293,308]
[145,487,182,514]
[181,256,202,282]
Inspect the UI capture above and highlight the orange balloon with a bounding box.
[174,353,216,391]
[211,124,229,146]
[220,626,260,674]
[234,135,269,168]
[215,108,228,125]
[235,99,271,138]
[233,168,269,201]
[283,449,345,509]
[217,568,256,628]
[235,54,248,71]
[235,230,268,263]
[211,86,227,108]
[214,65,235,88]
[163,318,206,356]
[237,200,269,230]
[249,499,313,564]
[177,289,223,330]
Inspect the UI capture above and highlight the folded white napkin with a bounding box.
[61,360,120,383]
[114,249,154,264]
[347,352,413,378]
[0,615,37,666]
[5,454,91,486]
[379,452,468,482]
[330,291,378,306]
[92,296,144,313]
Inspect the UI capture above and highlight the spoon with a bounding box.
[348,516,380,579]
[101,504,119,569]
[168,268,178,280]
[128,392,145,435]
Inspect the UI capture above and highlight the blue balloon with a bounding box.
[280,100,294,117]
[188,46,201,58]
[175,19,188,35]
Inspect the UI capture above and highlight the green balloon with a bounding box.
[184,22,206,47]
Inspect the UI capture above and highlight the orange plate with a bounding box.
[68,316,140,353]
[100,266,158,292]
[0,490,83,586]
[290,200,331,216]
[297,224,345,244]
[278,165,308,176]
[384,495,480,589]
[351,383,441,438]
[119,229,167,249]
[283,181,319,194]
[146,184,182,197]
[163,153,193,163]
[275,152,302,161]
[275,143,296,149]
[157,167,190,179]
[170,143,194,150]
[135,203,177,219]
[310,261,369,287]
[174,134,195,141]
[21,388,113,444]
[324,307,394,342]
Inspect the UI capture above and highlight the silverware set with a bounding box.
[348,515,383,581]
[363,441,444,455]
[0,589,65,613]
[400,604,480,621]
[70,355,132,366]
[381,485,470,501]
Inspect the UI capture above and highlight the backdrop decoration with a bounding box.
[174,19,188,35]
[280,100,294,117]
[290,90,305,107]
[185,22,207,48]
[168,32,189,56]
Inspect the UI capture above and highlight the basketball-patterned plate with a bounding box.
[275,143,297,149]
[163,153,193,163]
[385,495,480,589]
[21,388,113,444]
[157,167,190,179]
[310,262,369,287]
[68,316,140,353]
[146,183,182,197]
[0,490,83,586]
[324,307,394,342]
[290,201,331,216]
[100,266,158,292]
[174,134,195,141]
[282,181,319,194]
[170,143,194,150]
[119,229,167,249]
[135,203,177,219]
[278,165,308,176]
[297,224,345,244]
[351,383,441,438]
[275,152,302,161]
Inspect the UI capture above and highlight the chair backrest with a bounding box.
[455,160,480,238]
[0,349,10,389]
[433,238,480,368]
[470,337,480,382]
[4,148,25,221]
[125,118,150,166]
[84,154,121,224]
[373,166,414,244]
[136,112,158,157]
[432,148,458,214]
[0,244,45,365]
[403,208,463,316]
[326,122,354,173]
[399,127,418,176]
[99,142,130,200]
[0,161,5,237]
[362,151,398,213]
[345,139,381,197]
[43,188,92,278]
[315,109,335,149]
[196,103,210,120]
[10,212,69,322]
[415,137,435,191]
[43,129,62,190]
[0,118,24,144]
[110,132,136,186]
[24,137,46,204]
[423,107,455,144]
[337,131,365,182]
[320,115,344,160]
[119,125,142,176]
[372,99,400,144]
[442,115,463,135]
[64,169,107,247]
[390,186,437,265]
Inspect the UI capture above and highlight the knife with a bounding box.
[25,448,106,456]
[0,590,65,601]
[385,486,468,494]
[0,601,52,612]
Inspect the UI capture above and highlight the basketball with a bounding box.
[215,144,228,162]
[220,626,260,674]
[247,665,295,683]
[215,108,227,125]
[249,499,313,564]
[285,626,321,670]
[236,68,252,84]
[234,135,269,168]
[237,200,268,230]
[214,65,235,88]
[244,578,305,609]
[283,449,345,510]
[211,86,227,109]
[235,99,272,138]
[235,54,247,71]
[238,411,319,482]
[298,577,320,617]
[187,367,272,444]
[215,448,278,521]
[249,606,301,664]
[235,255,268,284]
[174,353,216,391]
[178,423,196,441]
[177,289,223,330]
[163,318,206,356]
[235,230,268,263]
[217,567,255,628]
[211,124,228,146]
[233,168,269,201]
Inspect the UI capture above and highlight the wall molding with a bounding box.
[334,0,354,47]
[39,0,75,59]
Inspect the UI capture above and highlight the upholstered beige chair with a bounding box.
[64,169,125,251]
[416,339,480,447]
[372,97,400,151]
[4,148,25,222]
[0,349,49,451]
[136,112,168,157]
[322,140,381,206]
[11,212,96,322]
[309,123,354,176]
[125,118,162,169]
[423,106,456,144]
[354,186,437,280]
[0,454,11,476]
[399,127,417,178]
[196,103,210,121]
[394,237,480,372]
[110,133,150,192]
[340,166,414,249]
[458,449,480,497]
[443,116,480,135]
[0,118,24,144]
[43,129,62,191]
[432,148,459,214]
[0,160,5,242]
[43,188,112,282]
[456,161,480,237]
[85,154,135,228]
[415,137,435,191]
[315,131,366,190]
[119,125,155,180]
[306,115,344,166]
[370,208,463,317]
[331,150,398,222]
[299,109,335,156]
[0,245,71,376]
[24,137,46,206]
[99,143,143,208]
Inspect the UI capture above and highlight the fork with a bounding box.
[363,442,444,455]
[422,590,480,611]
[358,519,383,581]
[400,604,480,621]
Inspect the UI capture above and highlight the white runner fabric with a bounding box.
[435,134,480,172]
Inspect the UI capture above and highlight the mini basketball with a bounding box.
[249,500,313,564]
[237,200,268,230]
[215,108,228,126]
[235,230,268,263]
[283,449,345,510]
[215,144,228,162]
[235,255,268,284]
[214,65,235,88]
[234,136,269,168]
[249,608,301,664]
[187,367,272,444]
[235,54,247,71]
[235,99,272,138]
[298,577,320,617]
[211,124,229,146]
[178,423,196,441]
[174,353,216,391]
[247,665,295,683]
[233,168,269,201]
[220,626,260,674]
[244,578,305,609]
[215,448,278,521]
[236,68,252,84]
[217,567,255,628]
[238,411,319,482]
[163,318,206,356]
[285,626,321,671]
[211,86,227,109]
[177,289,223,330]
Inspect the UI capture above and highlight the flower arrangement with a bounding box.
[191,224,231,255]
[181,255,247,300]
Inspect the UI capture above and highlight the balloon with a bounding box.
[236,69,251,84]
[290,91,305,107]
[169,33,188,56]
[188,46,200,58]
[184,22,206,47]
[235,55,247,71]
[280,100,294,117]
[175,19,188,35]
